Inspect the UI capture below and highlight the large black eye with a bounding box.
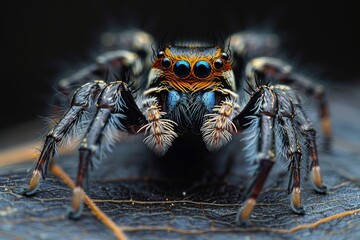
[174,60,190,78]
[194,60,211,78]
[161,57,171,68]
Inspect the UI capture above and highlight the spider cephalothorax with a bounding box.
[22,29,331,224]
[142,43,239,144]
[148,44,235,93]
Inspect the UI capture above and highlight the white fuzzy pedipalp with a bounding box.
[138,98,178,156]
[201,98,238,151]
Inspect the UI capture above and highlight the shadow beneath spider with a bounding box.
[149,134,243,187]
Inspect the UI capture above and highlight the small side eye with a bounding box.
[214,59,223,69]
[161,57,171,68]
[221,52,229,60]
[157,51,165,58]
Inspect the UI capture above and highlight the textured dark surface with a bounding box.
[0,84,360,240]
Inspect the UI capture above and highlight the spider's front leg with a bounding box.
[68,81,147,218]
[23,80,107,195]
[233,87,278,224]
[230,85,327,224]
[23,79,149,218]
[70,84,178,218]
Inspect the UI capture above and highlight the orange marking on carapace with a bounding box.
[152,46,232,92]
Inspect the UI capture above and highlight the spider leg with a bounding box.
[226,31,280,90]
[23,80,107,195]
[294,98,327,193]
[278,112,305,214]
[272,87,308,214]
[233,87,277,224]
[233,84,325,223]
[69,81,146,219]
[56,50,144,109]
[99,29,154,64]
[245,57,332,150]
[55,29,154,111]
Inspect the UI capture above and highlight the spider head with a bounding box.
[147,43,236,92]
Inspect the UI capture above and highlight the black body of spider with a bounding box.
[22,29,331,224]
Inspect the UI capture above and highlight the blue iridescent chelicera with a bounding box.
[167,90,181,112]
[194,60,211,78]
[174,60,190,78]
[202,91,216,111]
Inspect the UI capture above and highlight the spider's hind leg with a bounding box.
[245,57,332,150]
[55,29,154,110]
[226,31,281,89]
[55,50,144,109]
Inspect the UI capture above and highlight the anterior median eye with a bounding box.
[194,61,211,78]
[174,60,190,78]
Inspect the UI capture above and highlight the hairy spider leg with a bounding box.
[275,88,305,214]
[233,87,277,224]
[69,81,146,218]
[226,31,281,90]
[54,50,144,112]
[293,97,327,193]
[245,57,332,150]
[246,59,328,192]
[23,29,154,197]
[232,84,326,224]
[23,81,107,195]
[53,30,154,114]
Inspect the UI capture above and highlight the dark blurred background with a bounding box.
[2,1,360,131]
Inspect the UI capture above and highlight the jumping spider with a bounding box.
[22,29,331,224]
